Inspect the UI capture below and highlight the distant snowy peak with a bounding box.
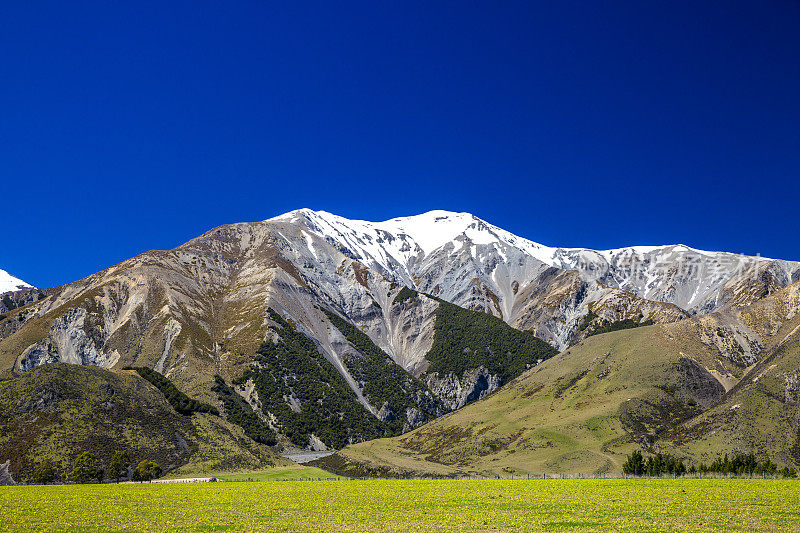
[0,269,34,294]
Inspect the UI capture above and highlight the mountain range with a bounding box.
[1,209,798,480]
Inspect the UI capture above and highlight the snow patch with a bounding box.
[0,268,33,294]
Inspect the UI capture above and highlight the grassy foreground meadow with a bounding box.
[2,479,799,532]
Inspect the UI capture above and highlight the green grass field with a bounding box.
[2,479,799,532]
[209,466,344,482]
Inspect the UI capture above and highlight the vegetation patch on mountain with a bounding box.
[125,366,218,416]
[0,295,15,312]
[392,286,417,306]
[577,309,599,332]
[322,309,442,430]
[585,317,654,338]
[212,376,277,446]
[238,309,387,449]
[0,364,200,481]
[425,299,558,382]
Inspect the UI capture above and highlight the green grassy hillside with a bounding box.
[0,364,287,482]
[658,331,800,467]
[325,324,690,477]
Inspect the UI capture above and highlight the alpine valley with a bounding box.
[1,209,799,481]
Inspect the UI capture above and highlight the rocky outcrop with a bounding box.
[0,288,49,341]
[0,461,15,486]
[19,388,62,413]
[425,367,503,410]
[15,308,118,372]
[0,287,45,314]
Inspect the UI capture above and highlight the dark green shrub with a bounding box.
[132,460,162,482]
[70,452,100,483]
[32,459,58,484]
[585,317,654,338]
[392,287,418,306]
[108,450,131,482]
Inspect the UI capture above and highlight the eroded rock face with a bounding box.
[509,270,689,349]
[785,373,800,405]
[16,308,118,372]
[405,407,425,427]
[695,317,764,367]
[0,287,45,314]
[0,461,15,486]
[425,367,503,410]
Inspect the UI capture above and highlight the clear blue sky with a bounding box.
[2,1,798,288]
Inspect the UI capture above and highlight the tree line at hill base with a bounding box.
[31,450,162,484]
[623,450,798,477]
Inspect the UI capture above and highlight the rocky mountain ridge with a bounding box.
[272,209,799,347]
[0,214,556,452]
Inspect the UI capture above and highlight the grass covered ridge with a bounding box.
[0,363,199,481]
[331,309,800,478]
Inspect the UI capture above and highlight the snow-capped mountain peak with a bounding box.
[273,208,487,255]
[0,269,34,294]
[272,208,559,270]
[268,209,799,317]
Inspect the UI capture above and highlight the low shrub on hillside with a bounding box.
[392,286,418,306]
[585,316,654,338]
